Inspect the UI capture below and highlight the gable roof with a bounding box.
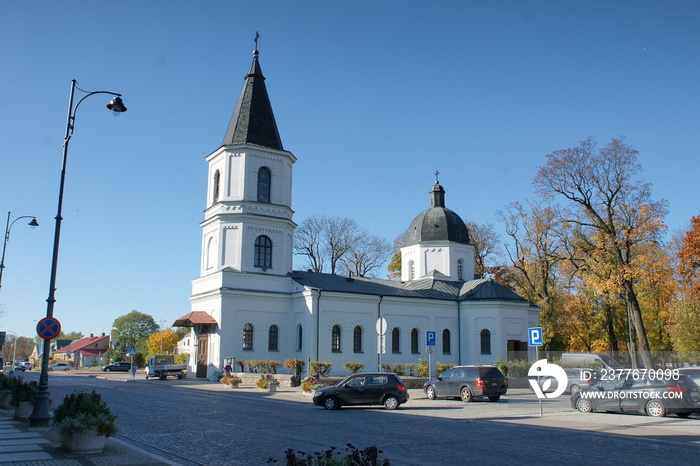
[290,270,529,303]
[55,335,109,353]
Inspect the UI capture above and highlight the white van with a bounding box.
[560,352,620,369]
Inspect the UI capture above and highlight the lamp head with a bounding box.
[28,218,39,229]
[107,96,127,116]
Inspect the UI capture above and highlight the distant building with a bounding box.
[175,47,539,378]
[54,334,109,367]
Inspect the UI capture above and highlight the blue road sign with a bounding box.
[127,348,137,356]
[528,327,543,346]
[426,331,436,346]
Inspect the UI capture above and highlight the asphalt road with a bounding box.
[18,370,700,465]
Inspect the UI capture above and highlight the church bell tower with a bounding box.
[199,46,296,277]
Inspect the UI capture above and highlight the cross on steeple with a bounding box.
[435,170,440,184]
[254,31,260,51]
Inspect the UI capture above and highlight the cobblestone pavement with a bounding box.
[4,371,700,465]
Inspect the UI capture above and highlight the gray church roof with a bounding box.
[290,270,528,303]
[222,49,284,150]
[405,182,470,246]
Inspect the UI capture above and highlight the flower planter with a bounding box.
[258,385,277,392]
[61,430,106,454]
[301,390,314,397]
[14,401,34,420]
[0,392,12,409]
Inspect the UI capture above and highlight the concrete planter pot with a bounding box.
[61,430,106,454]
[14,401,34,420]
[258,385,277,392]
[0,392,12,409]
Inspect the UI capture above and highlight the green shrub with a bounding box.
[392,364,405,375]
[435,362,453,377]
[11,379,38,407]
[245,360,282,373]
[495,358,530,377]
[268,443,389,465]
[417,358,429,377]
[309,361,333,377]
[343,362,365,374]
[380,363,391,372]
[52,390,117,437]
[405,364,417,376]
[174,353,189,365]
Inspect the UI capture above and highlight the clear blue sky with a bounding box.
[1,1,698,339]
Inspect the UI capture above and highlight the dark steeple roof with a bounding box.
[222,49,284,150]
[405,181,470,246]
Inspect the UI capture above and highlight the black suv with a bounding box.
[423,365,508,402]
[313,372,409,410]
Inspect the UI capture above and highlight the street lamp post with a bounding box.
[0,212,39,292]
[30,80,127,427]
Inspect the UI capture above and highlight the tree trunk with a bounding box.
[624,280,653,368]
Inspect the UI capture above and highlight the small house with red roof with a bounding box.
[54,333,110,367]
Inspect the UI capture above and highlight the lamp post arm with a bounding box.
[0,212,38,292]
[31,79,125,427]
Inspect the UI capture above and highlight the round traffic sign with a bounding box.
[376,317,387,336]
[37,317,62,340]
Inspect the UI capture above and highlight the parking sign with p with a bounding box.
[528,327,543,347]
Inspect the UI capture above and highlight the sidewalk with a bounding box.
[0,408,175,465]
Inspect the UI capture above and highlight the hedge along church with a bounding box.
[175,45,540,378]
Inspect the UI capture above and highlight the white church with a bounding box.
[174,47,539,378]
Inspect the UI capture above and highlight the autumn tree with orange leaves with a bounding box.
[534,138,668,369]
[669,215,700,351]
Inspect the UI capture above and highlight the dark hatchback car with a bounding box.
[571,375,700,417]
[313,372,409,410]
[101,362,132,372]
[423,365,507,402]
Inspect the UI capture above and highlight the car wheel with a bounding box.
[384,396,399,410]
[488,396,501,402]
[677,412,691,418]
[576,397,593,413]
[323,396,339,410]
[460,387,473,403]
[107,368,112,372]
[426,385,437,400]
[570,384,580,395]
[646,400,666,417]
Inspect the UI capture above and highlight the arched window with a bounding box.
[409,260,415,280]
[243,323,254,350]
[254,235,272,268]
[457,259,463,281]
[442,329,451,354]
[205,236,215,270]
[411,328,419,354]
[331,325,341,352]
[257,167,271,203]
[392,327,400,353]
[353,326,363,353]
[297,324,303,351]
[480,329,491,354]
[268,325,279,351]
[212,170,220,204]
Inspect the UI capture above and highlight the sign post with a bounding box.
[376,317,387,371]
[426,331,436,379]
[127,348,137,379]
[528,327,544,416]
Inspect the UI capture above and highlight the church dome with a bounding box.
[405,182,470,246]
